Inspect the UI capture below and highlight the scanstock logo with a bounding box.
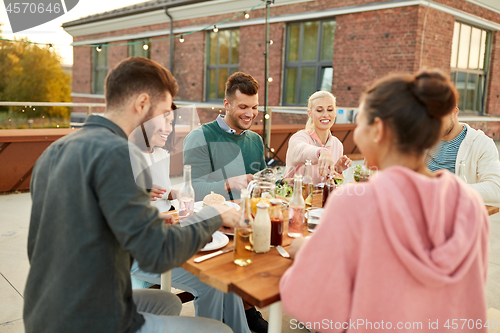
[4,0,79,33]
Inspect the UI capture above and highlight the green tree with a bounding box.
[0,28,71,118]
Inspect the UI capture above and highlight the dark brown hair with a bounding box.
[361,69,458,154]
[105,57,178,109]
[225,72,259,101]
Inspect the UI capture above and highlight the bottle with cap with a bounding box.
[253,202,271,253]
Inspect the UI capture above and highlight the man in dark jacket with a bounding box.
[24,57,237,333]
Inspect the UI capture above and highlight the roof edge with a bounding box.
[62,0,211,28]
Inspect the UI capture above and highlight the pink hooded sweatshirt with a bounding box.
[280,166,489,332]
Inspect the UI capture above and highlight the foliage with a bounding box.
[0,29,71,119]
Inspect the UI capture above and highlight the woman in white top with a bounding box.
[129,104,253,333]
[284,91,352,183]
[129,106,177,212]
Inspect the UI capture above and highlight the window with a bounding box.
[129,38,151,58]
[206,29,239,101]
[92,45,108,95]
[450,22,490,113]
[283,20,335,106]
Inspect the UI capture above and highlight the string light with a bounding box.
[48,43,54,51]
[213,25,218,33]
[268,77,273,82]
[244,12,250,19]
[179,35,185,43]
[269,40,274,45]
[265,114,270,119]
[96,45,102,52]
[142,42,149,50]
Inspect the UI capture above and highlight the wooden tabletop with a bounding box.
[181,233,300,308]
[486,205,499,216]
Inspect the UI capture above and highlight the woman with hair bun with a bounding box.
[284,91,351,183]
[280,69,489,332]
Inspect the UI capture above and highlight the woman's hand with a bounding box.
[289,237,309,260]
[318,150,335,177]
[150,185,166,201]
[334,155,352,173]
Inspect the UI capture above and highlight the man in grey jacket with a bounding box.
[428,106,500,205]
[24,57,237,333]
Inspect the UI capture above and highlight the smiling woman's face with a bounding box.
[308,96,336,132]
[149,111,174,149]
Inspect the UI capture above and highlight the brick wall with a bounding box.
[69,0,500,117]
[72,46,92,95]
[108,41,128,71]
[239,22,284,106]
[332,7,421,107]
[415,6,455,72]
[487,31,500,116]
[172,31,205,101]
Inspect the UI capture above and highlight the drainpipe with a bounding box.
[165,8,174,73]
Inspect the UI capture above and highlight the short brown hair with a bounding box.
[105,57,178,109]
[361,69,458,154]
[225,72,259,101]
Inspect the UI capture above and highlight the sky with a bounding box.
[0,0,149,65]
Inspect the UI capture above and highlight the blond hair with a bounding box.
[305,91,336,132]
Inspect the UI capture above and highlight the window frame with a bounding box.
[450,22,492,115]
[92,45,108,95]
[282,19,336,106]
[205,28,240,102]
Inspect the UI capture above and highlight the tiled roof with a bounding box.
[62,0,200,28]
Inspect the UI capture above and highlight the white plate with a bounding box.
[200,231,229,252]
[194,201,240,213]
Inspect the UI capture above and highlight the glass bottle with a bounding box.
[457,160,467,183]
[178,165,195,221]
[269,199,283,246]
[288,174,305,238]
[322,174,336,207]
[253,202,271,253]
[234,189,254,266]
[302,159,313,208]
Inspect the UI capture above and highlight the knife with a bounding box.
[194,246,234,263]
[276,245,290,259]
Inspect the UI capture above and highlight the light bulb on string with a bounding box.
[268,77,273,82]
[48,44,54,51]
[142,42,149,51]
[179,35,185,43]
[244,12,250,19]
[269,40,274,45]
[265,114,270,119]
[213,25,218,33]
[96,45,102,52]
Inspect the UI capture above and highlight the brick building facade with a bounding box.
[63,0,500,136]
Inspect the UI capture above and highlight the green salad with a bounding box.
[275,179,293,198]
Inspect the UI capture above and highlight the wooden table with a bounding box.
[181,230,300,333]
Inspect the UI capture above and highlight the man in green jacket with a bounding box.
[183,72,266,202]
[24,57,238,333]
[183,72,268,332]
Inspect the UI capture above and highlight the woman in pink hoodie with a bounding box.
[283,91,352,183]
[280,70,489,332]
